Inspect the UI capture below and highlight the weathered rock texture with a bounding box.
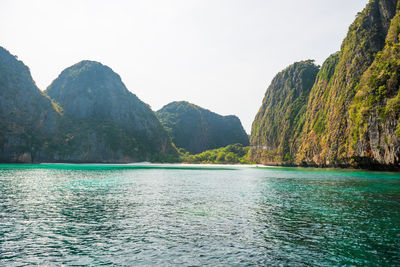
[348,0,400,168]
[157,101,249,154]
[46,60,176,162]
[250,0,400,170]
[0,49,176,163]
[0,46,60,163]
[249,61,319,164]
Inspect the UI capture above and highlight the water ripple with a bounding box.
[0,166,399,265]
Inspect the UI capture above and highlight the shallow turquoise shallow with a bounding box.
[0,164,399,266]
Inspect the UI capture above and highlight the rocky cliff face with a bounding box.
[157,101,249,154]
[349,1,400,168]
[249,61,319,164]
[297,53,340,166]
[250,0,400,169]
[46,61,176,162]
[0,46,60,163]
[298,0,399,167]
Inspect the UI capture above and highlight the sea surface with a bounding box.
[0,164,399,266]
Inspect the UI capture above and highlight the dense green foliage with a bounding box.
[301,0,399,167]
[350,5,400,142]
[157,101,249,154]
[251,0,400,169]
[298,53,340,163]
[179,144,252,164]
[297,0,398,166]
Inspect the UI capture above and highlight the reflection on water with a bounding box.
[0,165,399,265]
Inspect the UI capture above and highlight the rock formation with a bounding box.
[157,101,249,154]
[250,0,400,169]
[0,47,60,162]
[46,60,176,162]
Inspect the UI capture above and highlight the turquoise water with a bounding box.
[0,164,399,266]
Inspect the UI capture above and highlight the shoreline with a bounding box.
[0,162,399,173]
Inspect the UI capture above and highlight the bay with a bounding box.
[0,164,399,266]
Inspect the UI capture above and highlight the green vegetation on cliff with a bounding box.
[349,2,400,166]
[298,53,340,164]
[2,0,400,169]
[0,46,60,162]
[250,60,319,164]
[250,0,400,169]
[306,0,398,165]
[45,61,177,162]
[157,101,249,154]
[0,50,178,163]
[300,0,399,167]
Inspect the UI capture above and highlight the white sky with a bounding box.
[0,0,368,133]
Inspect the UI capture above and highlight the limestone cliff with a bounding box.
[349,1,400,168]
[46,61,176,162]
[157,101,249,154]
[249,61,319,164]
[250,0,400,169]
[298,0,399,167]
[0,46,60,162]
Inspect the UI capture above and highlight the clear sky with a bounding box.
[0,0,368,133]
